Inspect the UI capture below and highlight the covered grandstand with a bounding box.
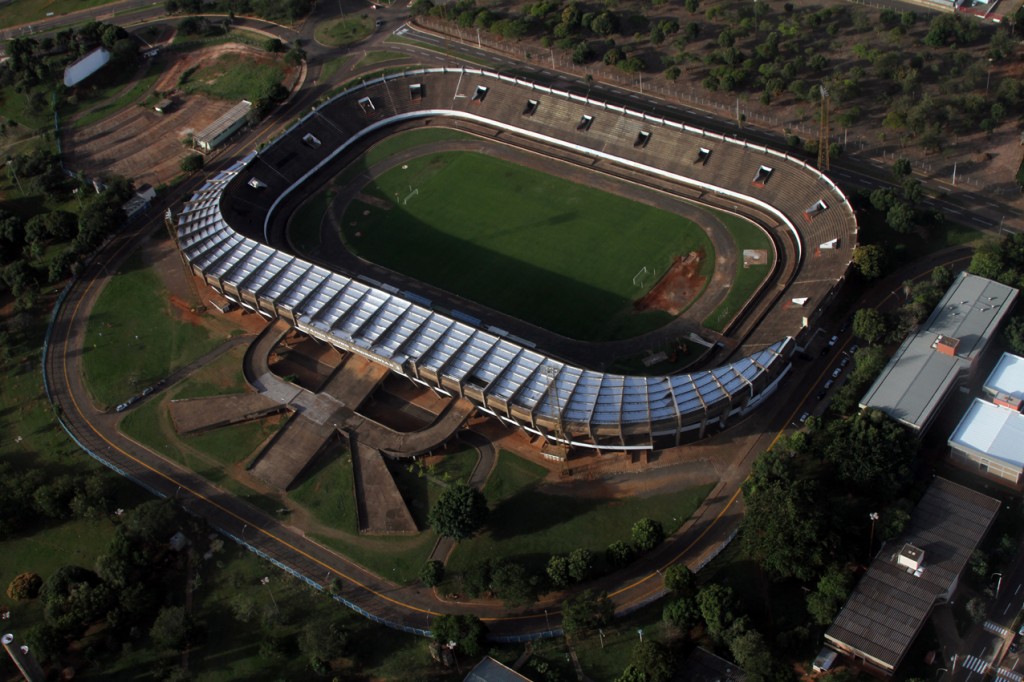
[175,68,857,451]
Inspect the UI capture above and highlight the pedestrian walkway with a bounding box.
[985,621,1012,638]
[963,655,991,674]
[995,668,1022,682]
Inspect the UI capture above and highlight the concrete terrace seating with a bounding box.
[176,68,856,450]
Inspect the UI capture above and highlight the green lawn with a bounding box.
[319,55,352,82]
[82,252,222,408]
[703,209,775,332]
[309,531,437,585]
[288,446,358,532]
[119,397,281,517]
[315,15,375,47]
[180,52,285,102]
[173,344,252,399]
[341,151,715,341]
[0,0,113,26]
[447,452,715,575]
[356,50,410,68]
[73,62,166,128]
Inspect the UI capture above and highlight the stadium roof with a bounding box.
[195,100,252,147]
[985,353,1024,399]
[825,478,1000,673]
[949,398,1024,468]
[63,47,111,87]
[859,272,1018,430]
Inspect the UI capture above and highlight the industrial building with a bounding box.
[63,47,111,87]
[194,100,252,152]
[948,352,1024,486]
[825,478,1000,676]
[860,272,1018,432]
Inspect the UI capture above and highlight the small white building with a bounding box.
[63,47,112,87]
[194,100,252,152]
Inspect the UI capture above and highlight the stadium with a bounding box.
[174,67,857,452]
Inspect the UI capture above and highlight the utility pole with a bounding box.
[817,84,830,171]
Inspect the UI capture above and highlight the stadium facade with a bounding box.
[175,68,857,451]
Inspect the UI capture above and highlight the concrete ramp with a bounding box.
[351,439,417,535]
[169,393,286,435]
[319,354,389,408]
[248,412,338,490]
[343,398,476,457]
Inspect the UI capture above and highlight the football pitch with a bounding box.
[339,151,715,341]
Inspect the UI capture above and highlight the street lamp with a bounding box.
[868,512,879,561]
[993,572,1003,599]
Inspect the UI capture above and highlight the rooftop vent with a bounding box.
[634,130,651,148]
[805,199,828,219]
[472,85,488,102]
[577,115,594,131]
[302,133,321,148]
[898,543,925,572]
[523,99,539,116]
[358,96,375,113]
[409,83,424,100]
[247,178,267,189]
[752,165,773,187]
[995,393,1024,412]
[696,147,711,165]
[935,335,960,357]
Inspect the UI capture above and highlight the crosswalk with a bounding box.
[962,655,990,675]
[984,621,1012,638]
[995,668,1023,682]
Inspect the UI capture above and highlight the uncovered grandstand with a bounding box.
[175,68,857,452]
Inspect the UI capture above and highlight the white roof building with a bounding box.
[63,47,111,87]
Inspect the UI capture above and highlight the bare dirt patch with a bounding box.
[64,44,288,189]
[634,251,707,316]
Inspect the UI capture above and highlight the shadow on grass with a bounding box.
[289,438,341,490]
[488,489,602,541]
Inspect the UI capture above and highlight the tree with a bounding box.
[561,589,614,636]
[740,459,829,581]
[420,560,444,587]
[490,560,536,608]
[1005,316,1024,355]
[696,583,736,641]
[298,618,348,664]
[431,613,487,657]
[853,308,889,345]
[853,244,887,280]
[662,595,700,630]
[822,409,916,497]
[180,153,204,173]
[891,158,912,179]
[632,518,664,552]
[886,201,915,233]
[607,540,635,569]
[728,627,775,679]
[616,666,649,682]
[7,572,42,600]
[428,483,487,540]
[566,548,593,583]
[966,596,988,624]
[663,564,695,595]
[150,606,201,651]
[547,554,571,589]
[626,640,673,682]
[806,565,851,625]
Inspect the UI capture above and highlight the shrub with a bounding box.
[7,572,42,600]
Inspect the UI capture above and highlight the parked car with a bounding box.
[831,367,842,379]
[828,335,839,347]
[849,344,859,355]
[840,356,850,368]
[799,412,810,424]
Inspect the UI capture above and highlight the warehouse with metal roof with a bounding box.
[825,478,1000,675]
[860,272,1018,432]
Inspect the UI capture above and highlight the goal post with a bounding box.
[632,265,656,289]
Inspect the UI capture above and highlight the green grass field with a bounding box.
[446,452,715,576]
[314,15,375,47]
[340,151,714,341]
[180,52,285,102]
[288,446,358,532]
[81,252,223,408]
[0,0,113,26]
[703,209,775,332]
